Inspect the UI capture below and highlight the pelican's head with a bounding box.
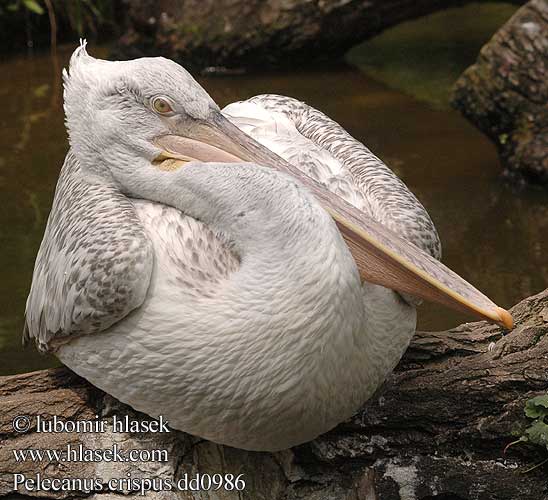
[64,41,293,196]
[64,42,224,188]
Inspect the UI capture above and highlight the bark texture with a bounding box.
[117,0,525,70]
[1,289,547,499]
[452,0,548,185]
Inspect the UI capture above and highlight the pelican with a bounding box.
[24,43,512,452]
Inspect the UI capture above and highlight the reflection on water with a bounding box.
[0,45,546,376]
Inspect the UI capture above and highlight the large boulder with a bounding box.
[451,0,548,185]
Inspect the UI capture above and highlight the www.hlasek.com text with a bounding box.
[13,443,168,463]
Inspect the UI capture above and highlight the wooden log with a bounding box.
[1,289,547,499]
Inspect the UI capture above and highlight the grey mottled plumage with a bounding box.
[24,152,153,351]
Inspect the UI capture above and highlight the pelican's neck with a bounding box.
[129,162,364,312]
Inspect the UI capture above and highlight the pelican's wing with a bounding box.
[222,94,441,260]
[24,152,154,352]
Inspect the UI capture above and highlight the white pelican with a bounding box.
[24,43,512,452]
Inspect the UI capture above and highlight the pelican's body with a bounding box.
[25,45,511,452]
[55,162,412,450]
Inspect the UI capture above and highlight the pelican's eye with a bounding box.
[152,97,174,115]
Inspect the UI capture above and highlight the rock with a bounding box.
[451,0,548,185]
[1,289,547,498]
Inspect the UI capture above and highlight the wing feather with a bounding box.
[24,152,154,352]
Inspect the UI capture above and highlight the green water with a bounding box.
[347,3,518,107]
[0,5,546,375]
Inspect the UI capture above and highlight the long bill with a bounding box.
[153,112,513,329]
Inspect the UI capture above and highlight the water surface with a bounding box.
[0,44,546,376]
[347,3,518,107]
